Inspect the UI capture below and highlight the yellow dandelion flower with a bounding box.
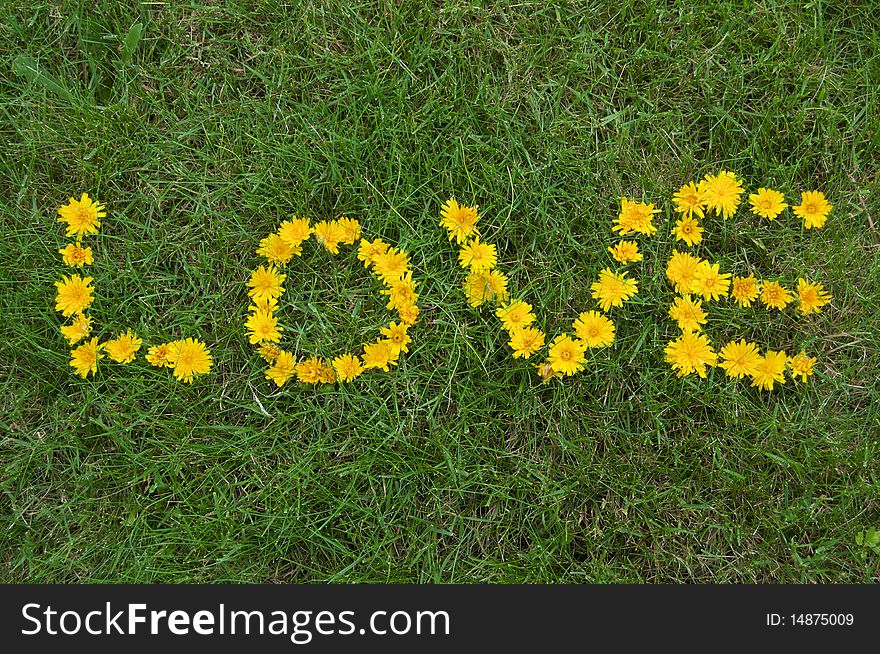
[257,233,298,264]
[249,295,279,314]
[294,356,325,384]
[318,363,337,384]
[672,181,706,220]
[759,281,792,310]
[335,217,361,244]
[104,330,142,364]
[381,271,419,311]
[146,342,174,367]
[60,313,92,346]
[54,274,94,317]
[69,337,103,378]
[535,361,562,382]
[699,170,743,220]
[718,339,762,379]
[248,265,285,303]
[380,321,412,355]
[458,237,497,271]
[313,221,347,254]
[373,247,410,283]
[495,300,536,332]
[672,216,703,246]
[509,327,545,359]
[590,268,638,312]
[332,353,364,382]
[730,275,759,308]
[396,302,420,326]
[246,309,283,344]
[257,342,282,363]
[748,187,787,220]
[439,197,480,244]
[57,193,105,239]
[750,350,788,391]
[546,335,586,376]
[572,310,615,348]
[608,240,643,264]
[463,270,508,308]
[277,217,312,245]
[665,250,704,294]
[788,351,816,383]
[793,190,832,229]
[357,238,389,268]
[668,295,707,333]
[613,196,660,236]
[664,332,717,378]
[59,243,94,267]
[265,350,296,387]
[168,338,212,383]
[691,261,731,302]
[362,340,399,372]
[796,278,831,315]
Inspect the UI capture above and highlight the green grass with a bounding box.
[1,0,879,583]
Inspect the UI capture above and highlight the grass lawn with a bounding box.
[1,0,879,583]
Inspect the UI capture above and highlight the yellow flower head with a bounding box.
[699,171,743,220]
[357,238,390,268]
[54,274,94,317]
[396,302,421,326]
[535,361,563,382]
[750,350,788,391]
[665,250,704,295]
[336,217,362,245]
[168,338,212,383]
[248,265,286,304]
[249,295,279,314]
[439,197,480,244]
[257,342,282,363]
[69,337,103,378]
[463,269,508,308]
[793,190,832,229]
[748,187,787,220]
[664,331,717,378]
[458,237,497,272]
[257,233,298,264]
[381,271,419,310]
[718,339,762,379]
[759,281,792,310]
[547,335,587,376]
[373,247,410,283]
[668,295,707,333]
[362,340,399,372]
[730,275,759,308]
[277,217,312,246]
[104,329,142,364]
[672,181,706,221]
[613,196,660,236]
[509,327,546,359]
[294,356,326,384]
[788,351,816,383]
[60,313,92,346]
[332,353,364,382]
[58,193,105,239]
[246,309,283,344]
[590,268,638,312]
[146,343,174,367]
[318,363,337,384]
[266,350,296,387]
[672,216,703,246]
[380,321,412,355]
[313,220,347,254]
[572,310,615,348]
[495,300,536,332]
[691,261,731,302]
[59,243,94,267]
[796,278,831,315]
[608,240,643,264]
